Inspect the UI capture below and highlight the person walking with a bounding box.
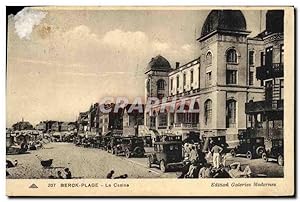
[211,144,223,169]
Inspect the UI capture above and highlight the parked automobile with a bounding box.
[94,136,102,149]
[113,136,145,158]
[100,136,111,150]
[142,135,153,147]
[108,136,122,153]
[262,138,284,166]
[230,136,266,159]
[147,140,183,172]
[202,135,229,153]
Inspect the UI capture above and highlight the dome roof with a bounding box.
[200,10,247,40]
[145,55,171,73]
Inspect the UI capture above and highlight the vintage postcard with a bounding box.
[6,6,294,197]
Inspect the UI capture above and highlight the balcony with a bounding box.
[245,99,284,114]
[256,63,284,80]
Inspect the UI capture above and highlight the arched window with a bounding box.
[157,79,165,90]
[206,52,212,65]
[226,49,238,63]
[226,99,237,128]
[204,99,212,125]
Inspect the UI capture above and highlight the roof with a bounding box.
[199,10,248,41]
[145,55,172,73]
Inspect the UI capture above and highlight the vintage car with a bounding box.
[112,136,145,158]
[230,136,266,159]
[142,135,153,147]
[94,136,102,149]
[108,136,122,153]
[262,139,284,166]
[202,135,229,153]
[147,141,183,172]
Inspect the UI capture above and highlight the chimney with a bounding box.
[175,62,180,69]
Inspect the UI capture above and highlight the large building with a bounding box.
[245,10,284,148]
[78,103,123,135]
[143,10,281,146]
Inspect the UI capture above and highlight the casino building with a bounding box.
[144,10,283,146]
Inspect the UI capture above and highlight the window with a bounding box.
[170,78,173,91]
[280,44,284,64]
[249,51,254,66]
[206,72,212,86]
[206,52,212,65]
[190,70,194,84]
[226,49,237,63]
[226,70,237,84]
[183,73,186,86]
[249,71,254,86]
[226,99,237,128]
[280,79,284,100]
[204,99,212,125]
[157,79,165,90]
[158,113,167,126]
[176,76,180,88]
[150,116,156,128]
[265,80,273,101]
[265,46,273,66]
[260,51,265,66]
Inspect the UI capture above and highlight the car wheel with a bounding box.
[230,149,236,157]
[262,153,268,162]
[160,160,166,173]
[125,149,131,158]
[277,155,284,166]
[246,151,253,160]
[134,147,143,157]
[256,147,265,157]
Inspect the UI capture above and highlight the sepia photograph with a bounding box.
[5,6,294,196]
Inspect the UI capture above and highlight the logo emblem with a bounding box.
[29,184,38,188]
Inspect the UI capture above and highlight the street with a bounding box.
[6,143,283,179]
[6,143,176,179]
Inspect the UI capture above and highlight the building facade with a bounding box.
[77,111,89,132]
[143,10,277,146]
[122,104,144,136]
[36,121,47,131]
[245,10,284,148]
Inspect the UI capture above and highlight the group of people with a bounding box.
[49,168,72,179]
[179,141,252,178]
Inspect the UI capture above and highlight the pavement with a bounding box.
[6,143,283,179]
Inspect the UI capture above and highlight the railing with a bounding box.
[167,89,200,101]
[245,99,284,113]
[256,63,284,80]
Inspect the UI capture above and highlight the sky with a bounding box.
[6,7,266,126]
